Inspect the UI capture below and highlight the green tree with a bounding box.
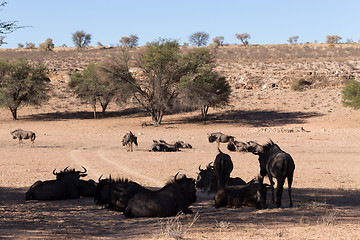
[342,79,360,109]
[189,32,210,47]
[72,30,91,48]
[70,63,103,118]
[0,58,51,120]
[235,33,251,46]
[179,48,231,120]
[119,34,139,48]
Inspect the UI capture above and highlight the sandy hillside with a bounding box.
[0,81,360,239]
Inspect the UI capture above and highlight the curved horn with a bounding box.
[53,168,57,175]
[174,172,180,181]
[79,166,87,173]
[63,166,69,172]
[198,165,202,171]
[98,175,103,182]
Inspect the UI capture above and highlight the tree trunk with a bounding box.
[151,109,164,126]
[201,105,209,121]
[92,104,97,119]
[100,101,109,113]
[10,107,17,120]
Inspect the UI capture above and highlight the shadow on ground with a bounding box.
[0,186,358,239]
[22,107,148,121]
[167,109,323,127]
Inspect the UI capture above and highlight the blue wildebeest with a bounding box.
[214,176,269,209]
[149,140,180,152]
[196,162,246,194]
[10,129,36,147]
[94,175,150,211]
[124,173,197,218]
[208,132,237,150]
[25,166,88,200]
[122,131,138,152]
[214,148,234,190]
[79,179,97,197]
[227,140,247,152]
[246,140,295,207]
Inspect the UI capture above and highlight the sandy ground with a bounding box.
[0,88,360,239]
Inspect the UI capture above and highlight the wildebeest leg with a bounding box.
[287,173,294,207]
[276,177,285,208]
[130,142,133,152]
[268,176,275,203]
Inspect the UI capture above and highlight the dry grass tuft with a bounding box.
[154,212,200,240]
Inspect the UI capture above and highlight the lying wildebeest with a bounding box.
[122,131,138,152]
[79,179,97,197]
[10,129,36,147]
[246,140,295,207]
[95,175,150,211]
[214,176,269,209]
[214,148,234,189]
[196,163,246,193]
[149,140,180,152]
[124,173,197,218]
[174,141,192,149]
[25,166,88,200]
[208,132,236,149]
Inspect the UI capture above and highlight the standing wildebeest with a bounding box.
[246,140,295,207]
[11,129,36,147]
[214,148,234,190]
[196,163,246,193]
[124,173,197,218]
[208,132,237,150]
[122,131,138,152]
[95,175,150,211]
[25,166,88,200]
[214,176,269,209]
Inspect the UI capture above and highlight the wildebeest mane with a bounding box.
[262,140,277,152]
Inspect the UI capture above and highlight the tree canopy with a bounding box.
[0,58,51,120]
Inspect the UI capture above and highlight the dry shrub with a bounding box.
[154,212,200,239]
[291,78,312,91]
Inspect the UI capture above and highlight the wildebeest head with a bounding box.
[53,166,88,180]
[208,134,218,143]
[245,141,265,155]
[196,163,217,193]
[173,172,197,205]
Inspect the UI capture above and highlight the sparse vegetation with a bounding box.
[0,1,23,44]
[342,79,360,109]
[72,30,91,48]
[291,78,312,91]
[25,42,35,49]
[154,212,199,239]
[0,58,50,120]
[189,32,210,47]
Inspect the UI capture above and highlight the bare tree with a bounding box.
[235,33,251,46]
[287,36,299,44]
[326,35,342,44]
[189,32,210,47]
[72,30,91,48]
[213,36,224,47]
[0,1,24,45]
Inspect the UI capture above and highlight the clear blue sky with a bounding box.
[1,0,360,48]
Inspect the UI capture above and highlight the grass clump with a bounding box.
[291,78,312,91]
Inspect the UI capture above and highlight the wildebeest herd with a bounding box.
[19,130,295,218]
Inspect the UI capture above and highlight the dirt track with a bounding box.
[1,88,360,239]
